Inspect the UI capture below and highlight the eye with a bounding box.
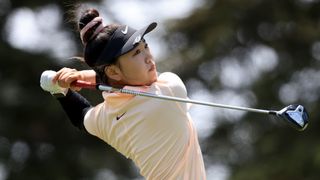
[134,49,141,56]
[145,43,149,49]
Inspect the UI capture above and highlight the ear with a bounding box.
[105,65,122,81]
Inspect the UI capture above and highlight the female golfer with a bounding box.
[41,8,206,179]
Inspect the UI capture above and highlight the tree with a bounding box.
[1,0,319,179]
[161,0,320,179]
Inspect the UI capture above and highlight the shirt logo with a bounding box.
[116,112,126,121]
[121,26,128,35]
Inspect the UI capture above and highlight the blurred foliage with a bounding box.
[161,0,320,180]
[0,0,319,179]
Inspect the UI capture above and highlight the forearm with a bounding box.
[56,90,92,132]
[79,70,97,83]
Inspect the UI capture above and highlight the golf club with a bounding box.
[71,80,309,131]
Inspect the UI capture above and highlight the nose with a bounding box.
[145,57,152,64]
[144,51,153,64]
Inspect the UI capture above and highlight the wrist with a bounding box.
[80,70,97,83]
[52,88,69,98]
[51,87,68,96]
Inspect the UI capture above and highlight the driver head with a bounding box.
[277,104,309,131]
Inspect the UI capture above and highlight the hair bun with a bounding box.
[78,8,103,45]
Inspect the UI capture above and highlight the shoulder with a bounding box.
[159,72,182,82]
[83,103,105,137]
[157,72,187,98]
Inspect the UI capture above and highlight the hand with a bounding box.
[40,70,68,95]
[52,68,83,91]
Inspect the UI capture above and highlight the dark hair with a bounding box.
[78,8,121,84]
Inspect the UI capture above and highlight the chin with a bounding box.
[146,76,157,86]
[152,72,158,81]
[144,71,157,86]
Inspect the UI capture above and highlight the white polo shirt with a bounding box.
[84,72,206,180]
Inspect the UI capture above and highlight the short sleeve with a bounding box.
[83,103,104,137]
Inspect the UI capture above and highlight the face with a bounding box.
[107,40,158,86]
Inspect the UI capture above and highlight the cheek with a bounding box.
[122,61,146,78]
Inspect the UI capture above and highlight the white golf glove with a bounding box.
[40,70,68,96]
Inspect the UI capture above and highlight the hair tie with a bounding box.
[80,17,104,45]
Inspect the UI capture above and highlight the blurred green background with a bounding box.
[0,0,319,179]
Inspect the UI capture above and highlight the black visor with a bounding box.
[94,22,157,66]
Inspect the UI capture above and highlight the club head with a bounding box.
[276,104,309,131]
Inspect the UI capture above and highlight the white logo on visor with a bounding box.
[133,35,142,44]
[121,26,128,34]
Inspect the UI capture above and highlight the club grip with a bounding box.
[72,80,97,89]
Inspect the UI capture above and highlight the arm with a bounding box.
[56,90,92,132]
[40,68,97,132]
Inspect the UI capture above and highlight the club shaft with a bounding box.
[74,81,271,114]
[115,88,270,114]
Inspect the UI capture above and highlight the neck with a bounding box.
[107,78,126,88]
